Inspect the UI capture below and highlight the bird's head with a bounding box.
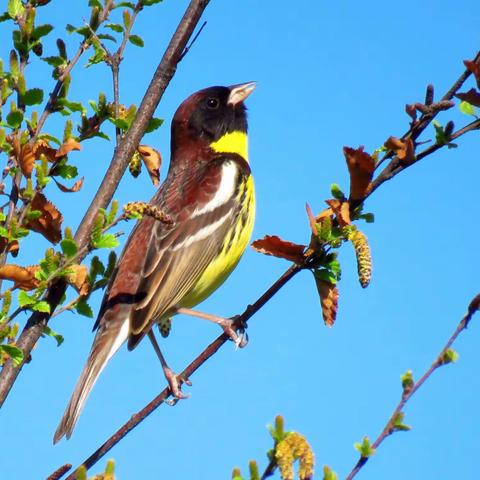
[171,82,256,160]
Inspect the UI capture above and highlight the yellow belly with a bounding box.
[179,175,255,309]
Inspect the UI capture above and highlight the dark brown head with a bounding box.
[171,82,256,155]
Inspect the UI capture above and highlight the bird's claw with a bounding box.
[220,316,248,349]
[163,367,191,401]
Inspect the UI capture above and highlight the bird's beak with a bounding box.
[228,81,256,106]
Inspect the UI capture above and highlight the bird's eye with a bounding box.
[206,97,219,109]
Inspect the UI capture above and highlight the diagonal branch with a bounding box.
[0,0,211,409]
[345,293,480,480]
[54,263,303,479]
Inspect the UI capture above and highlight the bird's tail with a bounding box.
[53,312,130,444]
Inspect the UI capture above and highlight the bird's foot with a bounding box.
[221,316,248,349]
[163,367,192,403]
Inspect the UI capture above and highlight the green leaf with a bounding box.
[145,117,164,133]
[117,1,135,8]
[94,233,119,249]
[56,98,86,114]
[17,290,35,308]
[128,34,144,47]
[107,199,119,224]
[75,299,93,318]
[55,164,78,179]
[439,347,459,365]
[105,23,124,32]
[31,24,54,40]
[142,0,163,5]
[392,411,411,432]
[459,100,476,116]
[354,436,375,458]
[32,301,51,313]
[6,110,23,129]
[1,344,23,365]
[41,55,65,67]
[43,326,64,346]
[22,88,44,106]
[97,33,116,42]
[331,183,346,200]
[26,209,42,220]
[7,0,24,19]
[358,212,375,223]
[0,226,9,238]
[0,211,6,221]
[401,369,414,394]
[323,466,339,480]
[60,238,78,258]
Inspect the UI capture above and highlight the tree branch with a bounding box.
[50,48,480,476]
[345,293,480,480]
[0,0,211,409]
[54,263,303,479]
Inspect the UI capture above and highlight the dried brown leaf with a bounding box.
[19,143,35,178]
[137,145,161,186]
[33,139,57,162]
[314,277,339,326]
[405,103,417,121]
[325,199,351,226]
[455,88,480,107]
[464,59,480,88]
[55,138,81,158]
[251,235,306,263]
[66,264,90,296]
[25,193,63,244]
[305,203,317,235]
[384,136,415,165]
[0,264,40,290]
[343,146,375,201]
[53,177,84,193]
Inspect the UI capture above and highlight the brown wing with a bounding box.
[99,154,250,350]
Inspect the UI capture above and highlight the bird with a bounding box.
[54,82,256,443]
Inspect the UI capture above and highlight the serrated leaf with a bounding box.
[8,0,24,19]
[75,299,93,318]
[94,233,119,249]
[105,23,124,32]
[54,164,78,180]
[26,210,42,220]
[18,290,35,307]
[145,117,164,133]
[97,33,116,42]
[128,34,144,47]
[32,301,51,313]
[459,100,475,116]
[22,88,44,106]
[354,436,375,458]
[1,344,23,365]
[31,24,54,40]
[43,326,64,346]
[60,238,78,258]
[331,183,346,200]
[42,55,65,67]
[6,110,23,129]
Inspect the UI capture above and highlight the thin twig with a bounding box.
[0,0,211,408]
[106,2,143,143]
[368,117,480,193]
[374,51,480,171]
[345,293,480,480]
[33,0,115,141]
[56,263,303,479]
[179,20,207,62]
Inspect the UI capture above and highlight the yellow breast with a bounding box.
[180,174,255,309]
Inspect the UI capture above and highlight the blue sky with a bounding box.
[1,1,480,479]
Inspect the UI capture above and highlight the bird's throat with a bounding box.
[210,130,248,162]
